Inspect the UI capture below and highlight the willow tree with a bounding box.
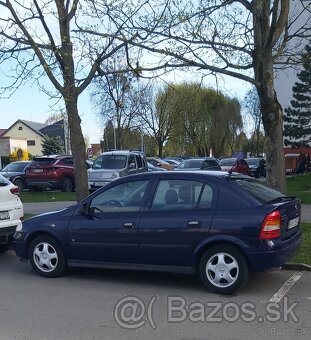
[0,0,139,200]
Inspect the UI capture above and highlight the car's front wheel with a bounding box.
[199,244,249,294]
[29,235,67,277]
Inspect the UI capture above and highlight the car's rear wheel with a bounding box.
[29,235,66,277]
[199,244,249,295]
[14,179,24,192]
[61,177,74,192]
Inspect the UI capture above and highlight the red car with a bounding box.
[219,157,250,175]
[26,155,76,192]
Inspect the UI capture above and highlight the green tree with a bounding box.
[41,135,64,155]
[284,45,311,147]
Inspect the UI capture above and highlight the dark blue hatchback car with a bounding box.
[13,171,302,294]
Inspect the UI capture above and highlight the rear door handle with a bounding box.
[123,222,135,228]
[187,220,200,227]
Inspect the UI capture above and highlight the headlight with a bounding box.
[16,223,23,232]
[112,171,120,179]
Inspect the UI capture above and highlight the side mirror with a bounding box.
[79,202,89,216]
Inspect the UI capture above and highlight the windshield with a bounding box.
[220,158,236,166]
[2,162,28,172]
[233,178,285,203]
[246,159,260,166]
[93,155,127,170]
[177,159,202,169]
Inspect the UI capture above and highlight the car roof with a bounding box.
[101,150,144,156]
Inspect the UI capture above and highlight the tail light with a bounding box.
[260,210,281,239]
[10,186,20,196]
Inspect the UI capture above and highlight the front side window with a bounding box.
[89,180,149,213]
[150,179,214,211]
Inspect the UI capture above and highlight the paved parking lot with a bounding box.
[1,250,310,340]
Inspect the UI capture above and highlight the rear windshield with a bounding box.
[92,155,127,169]
[177,160,202,169]
[220,159,236,166]
[30,158,57,166]
[2,162,28,172]
[233,178,284,203]
[246,159,260,166]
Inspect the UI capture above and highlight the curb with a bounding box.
[282,263,311,271]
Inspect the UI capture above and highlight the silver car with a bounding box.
[88,150,148,191]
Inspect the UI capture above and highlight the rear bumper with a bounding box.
[246,233,302,272]
[27,179,60,189]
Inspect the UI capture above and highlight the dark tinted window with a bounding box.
[58,158,73,166]
[177,159,202,169]
[136,155,143,168]
[233,178,284,203]
[30,157,57,166]
[1,162,28,172]
[92,155,127,169]
[220,158,236,166]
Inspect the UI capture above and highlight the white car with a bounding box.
[0,174,23,252]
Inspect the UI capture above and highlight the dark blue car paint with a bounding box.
[14,171,302,274]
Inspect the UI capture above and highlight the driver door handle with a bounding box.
[123,222,135,228]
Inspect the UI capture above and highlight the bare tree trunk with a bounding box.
[65,95,89,201]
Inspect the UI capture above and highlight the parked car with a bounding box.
[162,158,181,167]
[26,155,76,192]
[88,150,148,191]
[219,158,250,175]
[146,157,175,171]
[0,174,23,253]
[246,158,266,178]
[147,162,166,172]
[175,157,221,171]
[14,171,301,294]
[0,160,31,191]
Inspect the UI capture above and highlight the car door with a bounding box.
[67,179,150,264]
[138,177,217,267]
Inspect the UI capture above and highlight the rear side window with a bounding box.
[233,179,284,203]
[92,155,127,169]
[151,179,214,211]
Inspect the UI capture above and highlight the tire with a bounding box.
[14,179,24,192]
[28,235,67,277]
[199,244,249,295]
[61,177,74,192]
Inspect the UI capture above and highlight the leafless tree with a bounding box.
[0,0,141,200]
[85,0,310,192]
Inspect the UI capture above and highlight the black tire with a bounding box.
[14,179,24,192]
[28,235,67,277]
[199,244,249,295]
[61,177,74,192]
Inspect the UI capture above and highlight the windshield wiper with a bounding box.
[266,196,296,204]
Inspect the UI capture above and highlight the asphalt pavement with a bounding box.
[24,201,311,223]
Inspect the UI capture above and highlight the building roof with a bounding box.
[0,129,6,137]
[2,119,48,137]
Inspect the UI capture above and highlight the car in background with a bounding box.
[147,162,166,172]
[0,160,31,191]
[175,157,221,171]
[0,174,23,253]
[246,158,266,178]
[13,171,302,294]
[88,150,148,191]
[219,158,250,175]
[146,157,175,171]
[162,158,181,167]
[26,155,76,192]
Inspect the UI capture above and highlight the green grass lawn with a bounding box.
[292,223,311,265]
[286,173,311,203]
[20,191,77,203]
